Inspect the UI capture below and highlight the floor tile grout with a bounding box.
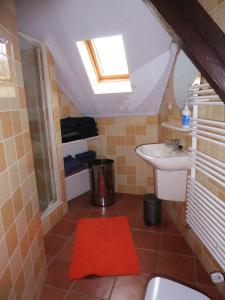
[41,193,222,300]
[108,276,117,300]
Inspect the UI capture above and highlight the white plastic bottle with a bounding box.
[182,102,190,128]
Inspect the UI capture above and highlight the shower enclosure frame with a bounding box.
[19,32,62,219]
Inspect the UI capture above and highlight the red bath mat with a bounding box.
[69,216,140,279]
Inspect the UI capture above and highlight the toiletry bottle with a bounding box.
[182,102,190,128]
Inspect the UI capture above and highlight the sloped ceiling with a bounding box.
[16,0,172,116]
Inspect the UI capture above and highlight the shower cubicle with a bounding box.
[19,33,60,215]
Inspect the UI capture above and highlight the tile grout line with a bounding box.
[63,279,78,299]
[157,224,163,273]
[108,276,118,300]
[193,256,199,287]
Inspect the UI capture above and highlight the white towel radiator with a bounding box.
[187,83,225,271]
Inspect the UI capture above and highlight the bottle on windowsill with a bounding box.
[182,102,190,129]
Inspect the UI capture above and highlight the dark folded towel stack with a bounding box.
[61,117,98,143]
[75,150,96,169]
[63,151,97,177]
[64,155,82,176]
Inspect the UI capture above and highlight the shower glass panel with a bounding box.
[19,36,56,214]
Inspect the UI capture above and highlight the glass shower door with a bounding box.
[19,36,56,214]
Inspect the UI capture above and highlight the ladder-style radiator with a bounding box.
[187,83,225,270]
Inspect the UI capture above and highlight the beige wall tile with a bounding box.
[5,223,18,257]
[4,137,17,167]
[9,246,22,282]
[0,170,10,204]
[8,163,20,193]
[12,187,23,217]
[0,111,13,139]
[11,110,22,135]
[0,267,12,300]
[20,231,30,261]
[0,238,9,278]
[1,197,14,232]
[14,269,25,300]
[15,134,25,159]
[0,142,6,171]
[15,211,27,243]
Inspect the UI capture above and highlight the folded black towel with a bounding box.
[75,151,96,170]
[60,117,75,129]
[62,132,82,143]
[81,130,98,139]
[64,155,82,176]
[60,117,96,130]
[76,117,96,127]
[75,150,96,160]
[61,127,79,135]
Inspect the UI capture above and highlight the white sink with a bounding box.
[136,143,190,171]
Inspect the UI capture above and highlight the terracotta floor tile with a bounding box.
[116,193,143,201]
[132,230,161,251]
[44,234,67,256]
[68,192,92,209]
[112,213,138,228]
[49,220,77,237]
[199,285,225,300]
[162,218,181,235]
[136,249,159,275]
[57,238,74,260]
[89,210,138,228]
[160,234,193,256]
[41,192,223,299]
[62,208,92,222]
[46,255,54,266]
[110,275,149,300]
[196,259,214,286]
[40,285,67,300]
[65,291,101,300]
[46,258,74,289]
[134,216,163,233]
[158,253,196,284]
[72,276,115,299]
[104,197,142,215]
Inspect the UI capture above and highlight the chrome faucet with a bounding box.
[170,139,180,146]
[166,139,182,151]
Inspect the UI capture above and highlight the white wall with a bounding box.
[16,0,172,116]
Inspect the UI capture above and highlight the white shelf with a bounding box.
[65,169,90,201]
[62,135,98,146]
[161,122,191,132]
[63,137,92,201]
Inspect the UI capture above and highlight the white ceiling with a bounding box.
[16,0,173,116]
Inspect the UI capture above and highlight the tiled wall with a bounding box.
[58,88,158,195]
[0,1,46,298]
[58,86,83,119]
[159,1,225,296]
[87,116,158,194]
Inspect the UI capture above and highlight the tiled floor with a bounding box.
[41,193,224,300]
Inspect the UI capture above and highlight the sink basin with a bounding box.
[136,143,190,171]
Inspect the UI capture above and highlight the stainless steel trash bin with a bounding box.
[89,159,115,206]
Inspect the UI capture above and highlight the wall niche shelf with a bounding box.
[62,136,99,201]
[161,122,191,132]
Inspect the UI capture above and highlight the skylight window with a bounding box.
[76,35,132,94]
[86,35,129,80]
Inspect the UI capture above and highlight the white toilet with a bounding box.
[144,277,211,300]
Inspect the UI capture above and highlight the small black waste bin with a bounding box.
[143,193,161,225]
[89,159,115,207]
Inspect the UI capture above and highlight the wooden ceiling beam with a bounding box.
[144,0,225,103]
